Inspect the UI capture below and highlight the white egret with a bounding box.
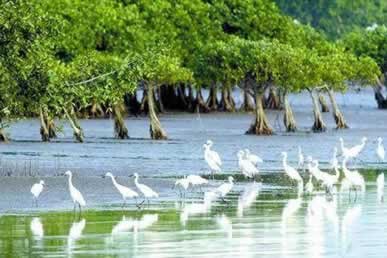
[64,171,86,212]
[298,146,304,170]
[307,157,339,194]
[330,147,339,169]
[339,137,367,159]
[305,175,314,195]
[377,173,384,203]
[377,137,385,162]
[31,180,45,207]
[174,176,190,198]
[104,172,138,206]
[133,173,159,206]
[30,217,44,239]
[237,150,259,179]
[203,140,222,178]
[244,149,263,165]
[342,158,365,199]
[214,176,234,202]
[281,152,303,197]
[187,175,208,187]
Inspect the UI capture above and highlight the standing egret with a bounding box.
[214,176,234,202]
[244,149,263,165]
[64,171,86,213]
[377,137,385,162]
[330,147,339,169]
[377,173,384,203]
[342,159,365,200]
[187,175,208,187]
[309,158,339,194]
[298,147,305,170]
[31,180,45,207]
[203,140,222,178]
[237,150,259,179]
[281,152,303,197]
[339,137,367,160]
[104,172,138,207]
[132,173,159,206]
[305,175,314,195]
[174,176,190,198]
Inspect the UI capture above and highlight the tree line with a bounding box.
[0,0,384,142]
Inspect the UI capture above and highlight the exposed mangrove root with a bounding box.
[176,84,189,110]
[148,83,167,140]
[64,107,84,142]
[156,87,165,113]
[265,87,281,110]
[140,89,149,114]
[283,93,297,132]
[187,86,196,112]
[113,104,129,139]
[241,88,255,112]
[328,90,348,129]
[39,107,50,142]
[227,87,236,110]
[311,91,327,132]
[219,87,235,112]
[206,83,219,111]
[246,93,273,135]
[90,100,104,118]
[0,128,8,142]
[318,93,330,112]
[194,87,210,113]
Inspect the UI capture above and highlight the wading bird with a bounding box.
[339,137,367,160]
[330,147,339,169]
[187,175,208,187]
[377,173,384,202]
[214,176,234,202]
[237,150,259,179]
[174,176,190,198]
[104,172,138,207]
[377,137,385,162]
[31,180,45,207]
[281,152,303,197]
[244,149,263,165]
[64,171,86,212]
[203,140,222,178]
[132,173,159,206]
[341,158,365,200]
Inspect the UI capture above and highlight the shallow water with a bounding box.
[0,183,385,258]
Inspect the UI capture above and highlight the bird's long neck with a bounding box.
[334,166,340,180]
[134,177,139,186]
[340,140,345,152]
[110,176,119,188]
[68,174,74,190]
[282,155,287,168]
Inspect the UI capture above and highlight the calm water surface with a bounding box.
[0,183,385,258]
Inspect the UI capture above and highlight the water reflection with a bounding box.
[237,182,261,217]
[341,204,362,255]
[67,218,86,256]
[281,198,302,235]
[216,214,232,239]
[30,217,44,240]
[180,192,215,226]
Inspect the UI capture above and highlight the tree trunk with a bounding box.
[219,87,235,112]
[90,100,104,118]
[140,89,149,114]
[194,87,210,113]
[311,91,327,132]
[227,87,236,111]
[327,90,348,129]
[283,93,297,132]
[318,93,330,112]
[241,88,255,112]
[42,110,57,139]
[374,76,387,109]
[156,87,165,113]
[187,85,195,112]
[0,128,8,142]
[246,92,273,135]
[265,87,281,110]
[113,103,129,139]
[148,83,167,140]
[125,92,141,116]
[206,83,219,111]
[64,107,84,142]
[39,107,50,142]
[177,84,189,110]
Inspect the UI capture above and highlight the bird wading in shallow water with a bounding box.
[203,140,222,179]
[31,180,45,207]
[132,173,159,207]
[64,171,86,213]
[281,152,303,197]
[104,172,138,207]
[377,137,385,162]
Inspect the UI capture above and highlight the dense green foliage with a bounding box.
[0,0,382,140]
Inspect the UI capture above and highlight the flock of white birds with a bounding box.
[30,137,385,212]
